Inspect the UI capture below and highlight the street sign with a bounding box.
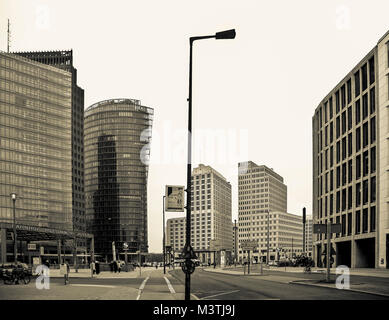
[180,243,197,260]
[313,223,342,234]
[165,185,185,212]
[28,243,37,251]
[240,240,258,250]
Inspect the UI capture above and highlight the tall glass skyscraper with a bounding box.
[0,52,72,230]
[84,99,153,260]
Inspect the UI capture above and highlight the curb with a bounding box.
[203,268,265,277]
[289,280,389,298]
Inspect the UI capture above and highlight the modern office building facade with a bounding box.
[238,161,289,262]
[84,99,153,261]
[0,52,72,231]
[312,30,389,269]
[190,164,232,263]
[14,50,86,243]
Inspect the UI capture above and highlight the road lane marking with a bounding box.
[200,290,240,300]
[70,284,116,288]
[164,276,176,294]
[136,276,150,300]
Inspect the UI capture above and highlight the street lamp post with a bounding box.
[184,29,236,301]
[10,193,17,263]
[163,195,166,274]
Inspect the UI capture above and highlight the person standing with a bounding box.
[64,261,70,285]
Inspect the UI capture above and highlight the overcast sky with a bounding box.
[1,0,389,253]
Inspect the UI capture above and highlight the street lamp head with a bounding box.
[10,193,17,200]
[215,29,236,40]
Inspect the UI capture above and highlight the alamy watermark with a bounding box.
[35,265,50,290]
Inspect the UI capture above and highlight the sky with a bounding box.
[1,0,389,253]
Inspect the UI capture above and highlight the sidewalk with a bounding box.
[45,267,142,279]
[221,265,389,278]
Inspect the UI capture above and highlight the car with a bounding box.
[268,261,277,266]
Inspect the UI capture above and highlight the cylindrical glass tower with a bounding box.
[84,99,153,261]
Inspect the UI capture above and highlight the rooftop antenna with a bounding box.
[7,19,11,53]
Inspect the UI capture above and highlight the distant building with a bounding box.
[238,161,291,263]
[84,99,153,261]
[166,217,185,257]
[312,30,389,268]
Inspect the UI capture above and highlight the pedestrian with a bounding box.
[64,260,70,285]
[113,260,118,273]
[117,261,121,273]
[90,261,96,277]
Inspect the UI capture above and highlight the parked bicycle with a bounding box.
[1,264,31,285]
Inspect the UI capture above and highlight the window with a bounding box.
[342,111,346,134]
[329,194,333,214]
[335,91,340,113]
[370,206,376,232]
[336,166,340,188]
[342,214,347,236]
[347,106,352,130]
[355,100,361,124]
[342,188,346,211]
[330,122,333,143]
[356,155,361,179]
[362,94,368,119]
[342,163,347,186]
[336,116,340,138]
[355,210,361,234]
[330,170,333,191]
[329,97,333,119]
[370,87,375,114]
[354,71,360,97]
[336,191,340,213]
[369,56,375,85]
[336,141,340,163]
[341,85,346,108]
[324,102,328,123]
[356,127,361,152]
[356,183,361,207]
[363,122,368,148]
[371,147,376,173]
[342,138,346,160]
[362,63,368,91]
[348,160,352,183]
[330,146,334,167]
[348,133,352,157]
[347,79,352,104]
[348,186,352,210]
[363,151,369,177]
[362,180,368,205]
[370,176,376,203]
[347,212,352,235]
[362,208,368,233]
[370,117,376,144]
[325,126,328,146]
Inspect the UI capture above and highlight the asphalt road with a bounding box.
[169,268,388,300]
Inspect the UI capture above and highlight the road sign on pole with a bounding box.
[165,186,185,212]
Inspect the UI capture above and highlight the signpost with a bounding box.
[165,186,185,212]
[313,222,341,282]
[240,240,258,275]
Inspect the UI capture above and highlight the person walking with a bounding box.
[113,260,118,273]
[117,261,121,273]
[64,261,70,285]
